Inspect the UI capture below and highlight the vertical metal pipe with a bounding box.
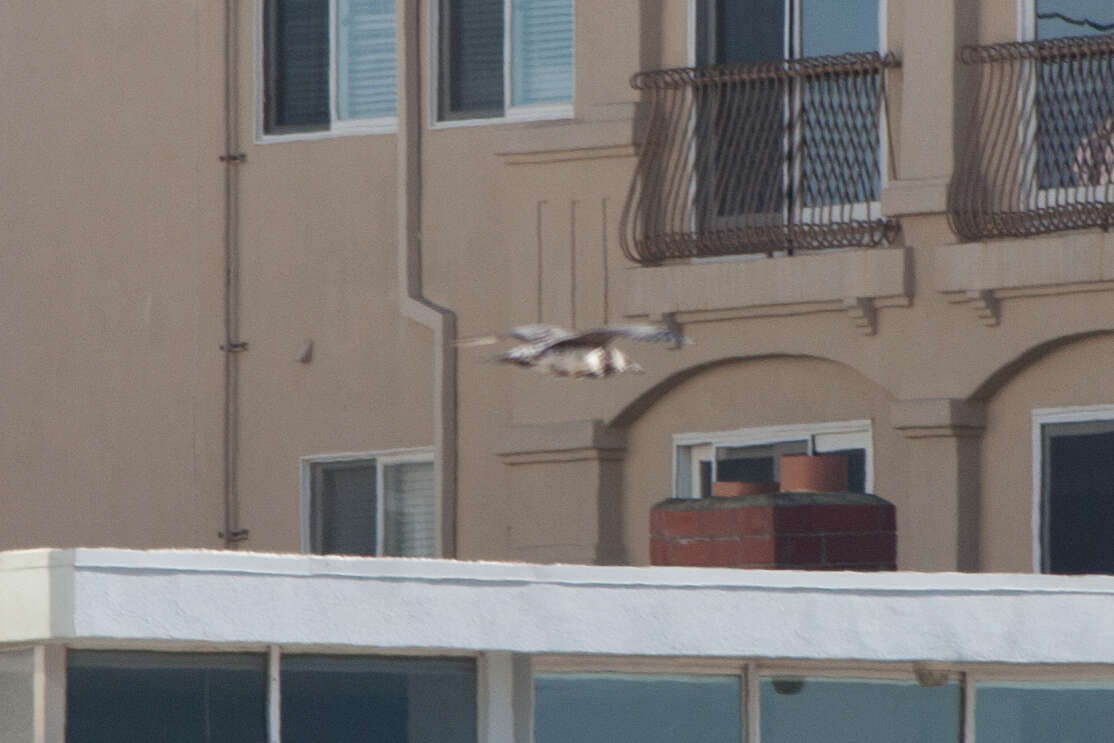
[397,0,459,557]
[221,0,248,548]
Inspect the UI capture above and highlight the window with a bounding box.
[975,680,1114,743]
[66,651,268,743]
[66,651,477,743]
[281,655,477,743]
[761,676,961,743]
[303,449,436,557]
[262,0,397,136]
[674,421,872,499]
[692,0,884,219]
[437,0,574,122]
[534,672,741,743]
[1034,409,1114,574]
[1022,0,1114,192]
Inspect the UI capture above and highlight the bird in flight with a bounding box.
[458,323,690,378]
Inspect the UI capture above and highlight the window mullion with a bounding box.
[503,0,513,112]
[961,671,975,743]
[267,646,281,743]
[376,459,386,555]
[744,662,759,743]
[330,0,339,126]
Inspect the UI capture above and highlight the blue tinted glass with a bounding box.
[535,673,741,743]
[66,651,267,743]
[1037,0,1114,39]
[281,655,477,743]
[801,0,879,57]
[976,681,1114,743]
[761,678,961,743]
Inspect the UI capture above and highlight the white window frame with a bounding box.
[1030,403,1114,573]
[673,419,874,500]
[430,0,575,128]
[685,0,890,251]
[299,446,437,556]
[255,0,399,144]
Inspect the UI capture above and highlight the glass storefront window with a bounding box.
[534,672,741,743]
[760,677,961,743]
[66,651,267,743]
[976,680,1114,743]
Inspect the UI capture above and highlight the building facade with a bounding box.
[2,0,1114,574]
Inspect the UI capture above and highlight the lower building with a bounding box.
[3,548,1114,742]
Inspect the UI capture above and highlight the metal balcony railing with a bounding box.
[621,52,899,265]
[950,34,1114,240]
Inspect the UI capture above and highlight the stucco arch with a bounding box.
[609,353,895,430]
[613,354,905,565]
[975,331,1114,572]
[969,329,1114,402]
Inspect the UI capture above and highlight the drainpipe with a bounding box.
[396,0,459,556]
[219,0,249,547]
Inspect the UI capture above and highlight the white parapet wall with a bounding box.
[3,547,1114,664]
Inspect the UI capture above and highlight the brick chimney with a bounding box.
[650,454,896,570]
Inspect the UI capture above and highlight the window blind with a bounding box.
[511,0,574,106]
[266,0,330,132]
[337,0,397,120]
[383,461,436,556]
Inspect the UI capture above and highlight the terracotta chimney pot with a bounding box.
[780,454,849,493]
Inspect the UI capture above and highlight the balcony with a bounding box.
[621,52,899,265]
[950,34,1114,241]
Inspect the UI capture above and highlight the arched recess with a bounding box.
[969,329,1114,402]
[974,331,1114,573]
[608,354,905,566]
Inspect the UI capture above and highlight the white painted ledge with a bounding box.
[4,549,1114,665]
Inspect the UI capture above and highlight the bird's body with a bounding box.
[459,323,689,378]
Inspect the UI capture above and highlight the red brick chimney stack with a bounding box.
[650,454,896,570]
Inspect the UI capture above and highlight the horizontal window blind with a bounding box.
[511,0,574,106]
[337,0,397,120]
[383,461,436,556]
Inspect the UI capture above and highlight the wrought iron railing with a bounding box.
[950,34,1114,240]
[621,52,899,265]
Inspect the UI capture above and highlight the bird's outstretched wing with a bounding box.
[455,324,572,348]
[548,323,690,349]
[507,324,573,344]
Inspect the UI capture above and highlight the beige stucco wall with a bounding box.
[3,0,1114,575]
[981,334,1114,573]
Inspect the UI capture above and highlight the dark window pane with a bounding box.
[535,673,740,743]
[694,0,786,223]
[66,651,266,743]
[440,0,504,119]
[1045,427,1114,573]
[696,0,784,66]
[761,677,960,743]
[265,0,330,133]
[825,448,867,493]
[281,655,477,743]
[715,441,808,483]
[312,460,378,556]
[976,681,1114,743]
